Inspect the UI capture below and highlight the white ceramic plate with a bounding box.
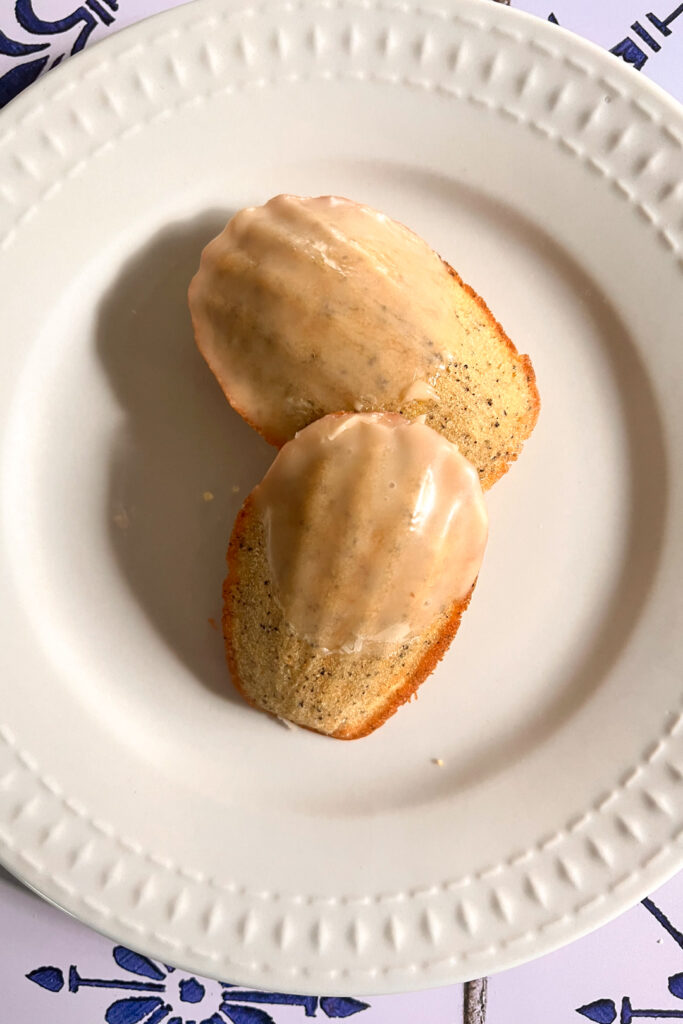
[0,0,682,996]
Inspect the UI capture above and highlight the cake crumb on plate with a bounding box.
[113,507,130,530]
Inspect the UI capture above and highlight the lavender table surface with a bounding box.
[1,2,682,1022]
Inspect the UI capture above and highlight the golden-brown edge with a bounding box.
[442,263,540,489]
[223,495,475,740]
[329,588,474,740]
[190,258,540,490]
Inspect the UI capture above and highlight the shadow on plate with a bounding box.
[95,211,274,703]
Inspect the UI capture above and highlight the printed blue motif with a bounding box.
[548,3,683,71]
[576,900,683,1023]
[27,944,370,1024]
[0,0,119,108]
[3,1,683,111]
